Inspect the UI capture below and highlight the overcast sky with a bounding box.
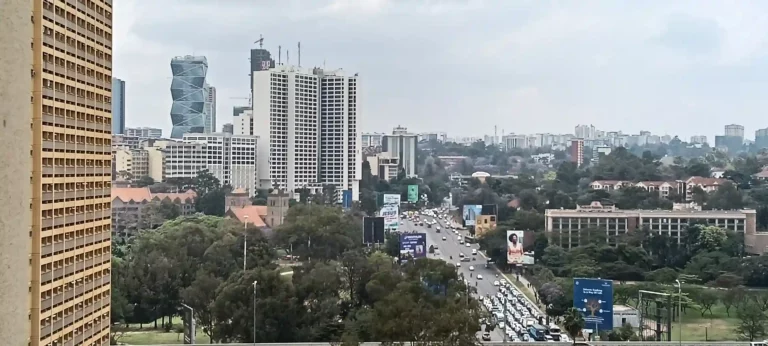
[113,0,768,140]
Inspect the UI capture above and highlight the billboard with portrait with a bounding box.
[399,233,427,262]
[573,278,614,331]
[462,205,482,226]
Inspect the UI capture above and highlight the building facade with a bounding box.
[252,64,360,200]
[544,202,767,254]
[111,77,125,134]
[183,133,259,195]
[33,0,114,344]
[125,127,162,138]
[0,1,33,344]
[204,84,216,133]
[382,126,418,178]
[361,132,384,147]
[170,56,209,138]
[570,138,584,166]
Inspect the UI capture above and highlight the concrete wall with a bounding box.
[0,0,32,344]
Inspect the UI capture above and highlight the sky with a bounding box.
[113,0,768,140]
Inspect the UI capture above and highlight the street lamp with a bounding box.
[675,279,682,344]
[243,215,249,270]
[252,280,258,345]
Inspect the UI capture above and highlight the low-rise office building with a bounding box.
[545,201,767,254]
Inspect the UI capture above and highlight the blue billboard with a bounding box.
[462,205,482,226]
[399,233,427,262]
[342,190,352,210]
[573,278,614,331]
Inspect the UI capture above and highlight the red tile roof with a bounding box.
[687,176,728,186]
[112,187,152,202]
[227,206,267,227]
[153,190,197,203]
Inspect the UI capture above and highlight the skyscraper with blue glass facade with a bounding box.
[112,78,125,134]
[170,56,212,138]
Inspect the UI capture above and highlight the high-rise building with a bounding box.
[383,126,418,178]
[32,1,114,345]
[252,64,360,199]
[249,48,275,91]
[233,108,254,136]
[170,56,209,138]
[361,132,384,147]
[204,84,217,132]
[690,135,708,145]
[570,138,585,166]
[125,127,162,138]
[222,123,234,134]
[1,2,33,344]
[725,124,745,138]
[112,78,125,134]
[755,128,768,150]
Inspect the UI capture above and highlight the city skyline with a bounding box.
[115,0,768,138]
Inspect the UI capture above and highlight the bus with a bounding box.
[527,324,548,341]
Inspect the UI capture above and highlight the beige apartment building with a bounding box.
[545,202,768,254]
[31,0,114,345]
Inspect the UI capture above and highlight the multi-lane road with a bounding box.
[399,214,508,341]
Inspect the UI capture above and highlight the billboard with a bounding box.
[383,193,401,206]
[462,205,482,226]
[407,185,419,202]
[574,278,614,331]
[399,233,427,262]
[363,217,385,244]
[380,204,399,230]
[181,304,196,344]
[507,230,534,265]
[342,190,352,210]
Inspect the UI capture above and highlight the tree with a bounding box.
[134,175,155,187]
[181,271,223,343]
[140,200,182,229]
[691,288,720,317]
[734,302,768,341]
[722,286,746,317]
[563,307,585,344]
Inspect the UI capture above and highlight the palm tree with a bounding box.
[563,307,586,345]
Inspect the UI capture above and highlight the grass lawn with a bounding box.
[672,302,739,341]
[117,316,207,345]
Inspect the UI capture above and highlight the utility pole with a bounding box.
[243,215,249,270]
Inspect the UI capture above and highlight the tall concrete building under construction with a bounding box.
[29,0,114,345]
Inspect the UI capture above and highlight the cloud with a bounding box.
[115,0,768,139]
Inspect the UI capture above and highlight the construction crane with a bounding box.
[254,34,264,49]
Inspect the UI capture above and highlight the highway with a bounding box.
[399,214,507,342]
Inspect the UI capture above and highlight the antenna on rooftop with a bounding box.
[278,46,282,65]
[287,50,290,65]
[298,42,301,67]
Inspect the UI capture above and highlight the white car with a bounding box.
[456,262,461,267]
[493,280,500,286]
[477,274,483,280]
[442,236,446,241]
[465,242,471,247]
[459,240,464,244]
[469,266,475,271]
[457,236,462,240]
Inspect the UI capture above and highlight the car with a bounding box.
[472,249,478,255]
[481,332,491,341]
[465,242,471,247]
[493,280,500,286]
[456,262,461,267]
[461,257,470,262]
[459,253,465,257]
[459,240,464,244]
[442,236,446,241]
[457,236,462,240]
[469,266,475,271]
[477,274,483,280]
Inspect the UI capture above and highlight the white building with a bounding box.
[690,135,708,145]
[382,126,418,178]
[183,133,258,195]
[366,154,400,181]
[361,132,384,147]
[125,127,163,138]
[233,108,254,136]
[252,64,360,200]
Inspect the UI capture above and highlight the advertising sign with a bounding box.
[342,190,352,210]
[181,304,196,344]
[573,278,614,331]
[399,233,427,262]
[507,230,527,264]
[462,205,482,226]
[383,193,401,206]
[407,185,419,203]
[363,217,385,244]
[380,204,400,230]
